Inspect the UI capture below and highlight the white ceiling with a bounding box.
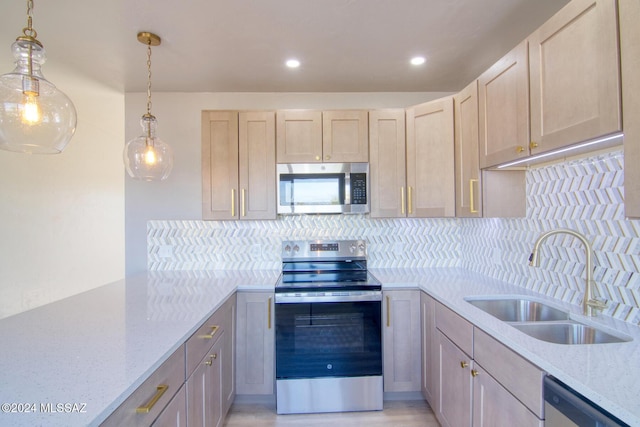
[0,0,569,93]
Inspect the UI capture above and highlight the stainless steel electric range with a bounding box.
[274,239,383,415]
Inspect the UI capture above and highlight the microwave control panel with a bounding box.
[350,173,367,205]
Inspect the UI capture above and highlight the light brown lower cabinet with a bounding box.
[472,364,542,427]
[420,292,437,409]
[431,299,544,427]
[235,291,275,395]
[187,335,225,427]
[383,290,422,392]
[101,295,236,427]
[152,385,187,427]
[100,347,186,427]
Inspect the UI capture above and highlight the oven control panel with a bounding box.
[282,239,367,260]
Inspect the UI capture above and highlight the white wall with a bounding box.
[0,66,125,319]
[124,92,452,274]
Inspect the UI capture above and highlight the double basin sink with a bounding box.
[465,297,631,345]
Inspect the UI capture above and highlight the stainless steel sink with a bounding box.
[511,322,631,345]
[464,296,631,345]
[465,297,570,322]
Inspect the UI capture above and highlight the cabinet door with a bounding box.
[369,109,406,218]
[322,110,369,162]
[383,290,421,392]
[437,332,472,427]
[236,292,275,395]
[528,0,620,155]
[221,296,236,417]
[420,292,438,410]
[202,111,239,220]
[276,110,322,163]
[238,112,276,220]
[454,80,482,217]
[620,0,640,218]
[406,97,455,218]
[478,40,530,168]
[187,336,224,427]
[151,385,186,427]
[472,364,543,427]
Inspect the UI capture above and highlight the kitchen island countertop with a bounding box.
[0,267,638,426]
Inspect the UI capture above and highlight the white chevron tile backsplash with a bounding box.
[148,149,640,325]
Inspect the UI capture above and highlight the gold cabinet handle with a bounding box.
[200,325,219,339]
[386,295,391,327]
[408,186,413,215]
[516,146,525,154]
[469,179,478,214]
[400,187,405,215]
[231,189,236,217]
[529,141,539,150]
[268,296,272,329]
[460,361,469,368]
[315,155,321,161]
[241,188,246,217]
[205,358,212,366]
[325,155,331,160]
[471,369,479,377]
[136,384,168,414]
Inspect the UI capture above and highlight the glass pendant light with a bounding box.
[0,0,77,154]
[123,32,173,181]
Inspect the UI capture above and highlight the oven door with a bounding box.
[275,298,382,379]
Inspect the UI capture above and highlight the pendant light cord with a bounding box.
[23,0,37,39]
[146,41,153,117]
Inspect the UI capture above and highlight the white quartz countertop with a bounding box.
[1,267,638,426]
[0,270,279,427]
[371,267,640,426]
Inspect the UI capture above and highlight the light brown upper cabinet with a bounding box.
[620,0,640,218]
[454,81,482,218]
[323,110,369,162]
[202,111,276,220]
[276,110,368,163]
[478,40,530,169]
[406,98,455,218]
[528,0,621,155]
[369,109,406,218]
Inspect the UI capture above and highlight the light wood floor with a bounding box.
[223,400,439,427]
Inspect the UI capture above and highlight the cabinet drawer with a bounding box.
[474,328,545,418]
[185,296,231,378]
[435,302,473,357]
[101,345,185,427]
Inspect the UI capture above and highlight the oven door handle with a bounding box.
[275,292,382,304]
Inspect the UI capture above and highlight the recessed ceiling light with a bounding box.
[286,59,301,68]
[410,56,426,66]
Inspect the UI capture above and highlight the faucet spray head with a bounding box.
[528,250,540,267]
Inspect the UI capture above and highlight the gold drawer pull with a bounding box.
[516,146,525,154]
[460,361,468,368]
[408,186,413,215]
[136,384,168,414]
[231,189,236,217]
[529,141,539,150]
[386,295,391,327]
[205,353,217,366]
[469,179,478,214]
[241,188,246,217]
[400,187,405,215]
[201,325,219,339]
[471,369,479,377]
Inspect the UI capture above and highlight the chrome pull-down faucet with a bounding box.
[529,228,607,316]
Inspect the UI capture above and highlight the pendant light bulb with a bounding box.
[0,1,77,154]
[123,32,173,181]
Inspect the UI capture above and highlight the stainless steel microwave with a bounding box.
[276,163,369,214]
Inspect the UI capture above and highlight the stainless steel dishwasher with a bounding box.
[544,376,629,426]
